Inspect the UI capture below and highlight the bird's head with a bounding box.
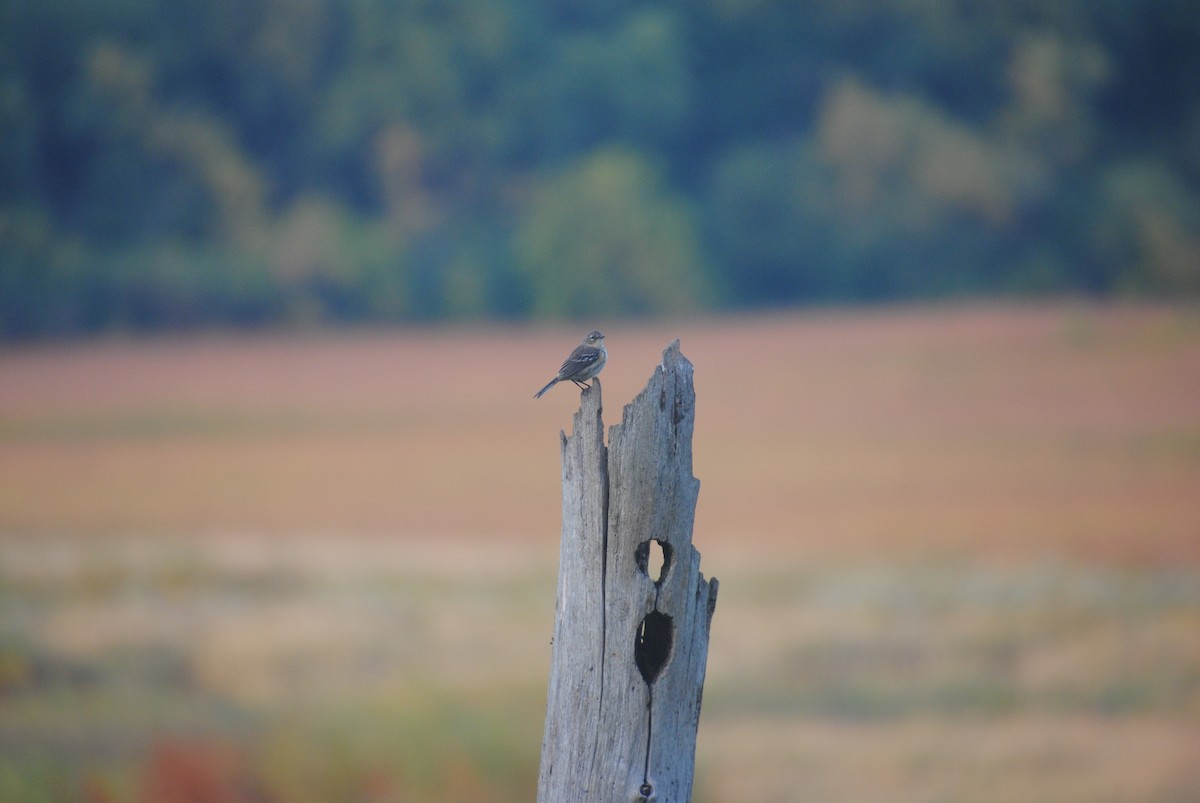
[585,330,605,345]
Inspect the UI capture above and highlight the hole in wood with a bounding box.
[634,611,673,685]
[635,539,672,586]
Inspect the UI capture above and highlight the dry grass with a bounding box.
[697,715,1200,803]
[2,302,1200,801]
[2,536,1198,802]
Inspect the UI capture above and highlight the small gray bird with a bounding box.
[534,330,607,398]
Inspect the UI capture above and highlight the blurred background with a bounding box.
[2,1,1199,801]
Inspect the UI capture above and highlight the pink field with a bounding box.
[2,303,1197,565]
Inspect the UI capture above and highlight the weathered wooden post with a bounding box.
[539,340,719,803]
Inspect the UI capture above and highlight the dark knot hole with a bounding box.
[635,611,673,685]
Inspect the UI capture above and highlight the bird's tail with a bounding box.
[534,378,558,399]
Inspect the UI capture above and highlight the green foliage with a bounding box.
[1094,161,1200,294]
[515,149,709,317]
[0,756,79,803]
[258,196,410,323]
[705,139,831,302]
[257,690,541,802]
[531,9,693,155]
[2,0,1200,337]
[0,209,90,337]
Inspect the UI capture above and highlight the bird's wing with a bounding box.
[561,345,600,369]
[560,345,601,376]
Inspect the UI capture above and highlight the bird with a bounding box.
[534,330,607,398]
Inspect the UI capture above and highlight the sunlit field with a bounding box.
[2,303,1199,801]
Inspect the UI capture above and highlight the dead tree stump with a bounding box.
[539,340,719,803]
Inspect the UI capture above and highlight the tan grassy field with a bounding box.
[1,303,1199,801]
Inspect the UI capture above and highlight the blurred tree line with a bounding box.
[2,0,1198,338]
